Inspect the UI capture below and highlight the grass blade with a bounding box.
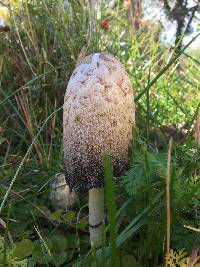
[103,152,117,267]
[0,107,62,214]
[135,32,200,102]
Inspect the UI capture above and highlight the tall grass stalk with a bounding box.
[146,68,151,149]
[166,138,172,266]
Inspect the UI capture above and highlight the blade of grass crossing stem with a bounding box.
[101,222,106,267]
[0,107,63,214]
[116,199,131,220]
[99,192,164,262]
[166,138,172,266]
[77,191,164,267]
[117,190,164,247]
[91,245,99,267]
[135,32,200,102]
[103,152,117,267]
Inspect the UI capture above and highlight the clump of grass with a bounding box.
[0,0,93,165]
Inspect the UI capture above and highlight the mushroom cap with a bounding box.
[63,53,135,192]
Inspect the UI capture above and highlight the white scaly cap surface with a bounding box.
[63,53,135,192]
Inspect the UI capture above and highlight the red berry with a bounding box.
[100,19,109,30]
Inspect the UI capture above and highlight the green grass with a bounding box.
[0,0,200,266]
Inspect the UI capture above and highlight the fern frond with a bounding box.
[122,150,169,196]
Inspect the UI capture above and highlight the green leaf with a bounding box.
[67,234,80,248]
[68,250,74,261]
[106,256,120,267]
[122,255,140,267]
[43,237,53,250]
[51,251,68,266]
[76,219,88,230]
[50,210,63,221]
[62,210,75,222]
[52,235,67,251]
[12,239,34,261]
[27,258,36,267]
[33,240,41,250]
[34,237,52,254]
[32,250,51,264]
[9,222,29,236]
[80,235,90,250]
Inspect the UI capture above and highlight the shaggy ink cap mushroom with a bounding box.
[63,53,135,192]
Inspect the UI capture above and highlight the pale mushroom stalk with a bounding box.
[89,187,104,246]
[63,53,135,247]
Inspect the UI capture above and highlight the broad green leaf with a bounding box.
[67,234,80,248]
[52,235,67,251]
[34,237,53,253]
[12,239,34,261]
[62,210,75,222]
[32,250,51,264]
[51,251,68,266]
[76,219,88,230]
[27,258,36,267]
[50,210,63,221]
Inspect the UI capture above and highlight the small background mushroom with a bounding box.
[49,173,78,211]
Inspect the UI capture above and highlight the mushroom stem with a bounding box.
[89,187,104,246]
